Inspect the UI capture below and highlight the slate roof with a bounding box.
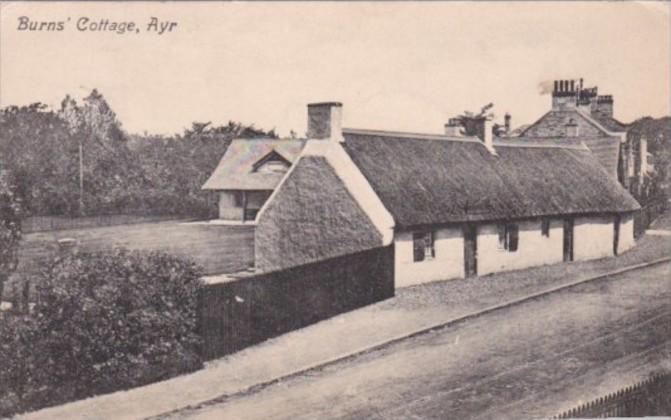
[592,115,628,133]
[519,109,624,177]
[342,129,640,228]
[202,138,306,190]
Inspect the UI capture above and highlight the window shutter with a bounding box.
[541,219,550,237]
[498,224,506,249]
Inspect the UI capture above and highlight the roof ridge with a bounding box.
[232,137,307,142]
[493,141,589,151]
[343,127,482,144]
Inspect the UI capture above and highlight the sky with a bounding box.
[1,1,670,137]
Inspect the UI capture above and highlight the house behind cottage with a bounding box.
[255,102,640,287]
[202,138,305,222]
[518,78,652,192]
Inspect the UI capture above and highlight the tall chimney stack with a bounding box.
[639,137,649,177]
[504,113,511,134]
[307,102,343,142]
[594,95,614,118]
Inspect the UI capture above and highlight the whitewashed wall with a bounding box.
[617,213,635,254]
[394,228,464,287]
[218,191,243,220]
[573,215,615,261]
[477,219,564,276]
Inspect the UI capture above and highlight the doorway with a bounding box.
[563,219,574,262]
[463,225,478,277]
[613,215,621,256]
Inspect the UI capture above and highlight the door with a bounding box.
[563,219,574,262]
[463,225,478,277]
[613,215,621,256]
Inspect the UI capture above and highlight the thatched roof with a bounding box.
[202,138,306,190]
[342,129,640,228]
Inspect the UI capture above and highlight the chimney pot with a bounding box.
[444,120,462,137]
[565,119,579,137]
[307,102,343,142]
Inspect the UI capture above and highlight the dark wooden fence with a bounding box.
[553,372,671,418]
[199,245,395,360]
[634,201,668,237]
[21,214,185,234]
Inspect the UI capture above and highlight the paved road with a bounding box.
[176,262,671,420]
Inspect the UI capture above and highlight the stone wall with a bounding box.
[218,191,243,220]
[573,215,616,261]
[477,219,565,276]
[617,213,635,254]
[394,227,464,287]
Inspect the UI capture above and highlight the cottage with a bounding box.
[202,138,305,222]
[255,102,640,287]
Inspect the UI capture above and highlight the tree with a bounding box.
[59,90,133,215]
[627,116,671,205]
[0,104,79,216]
[0,169,22,301]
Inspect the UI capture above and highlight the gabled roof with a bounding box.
[251,150,292,172]
[521,108,620,138]
[342,129,640,228]
[202,138,306,190]
[518,108,624,177]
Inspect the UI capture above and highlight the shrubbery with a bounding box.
[0,249,204,416]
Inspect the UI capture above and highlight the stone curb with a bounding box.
[153,256,671,418]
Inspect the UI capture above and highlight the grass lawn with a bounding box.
[4,220,254,302]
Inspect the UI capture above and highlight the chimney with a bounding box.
[639,137,649,177]
[307,102,343,142]
[504,113,511,134]
[565,118,579,137]
[552,79,579,110]
[594,95,614,118]
[483,118,495,154]
[444,118,462,136]
[461,116,496,154]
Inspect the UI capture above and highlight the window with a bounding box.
[498,223,519,252]
[541,219,551,237]
[413,231,435,262]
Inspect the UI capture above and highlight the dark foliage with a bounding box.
[0,170,22,299]
[129,121,276,217]
[0,249,204,416]
[0,90,277,219]
[627,116,671,205]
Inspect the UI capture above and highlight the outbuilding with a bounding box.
[202,138,305,222]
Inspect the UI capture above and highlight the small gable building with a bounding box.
[202,138,305,222]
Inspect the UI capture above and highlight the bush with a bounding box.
[0,249,204,416]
